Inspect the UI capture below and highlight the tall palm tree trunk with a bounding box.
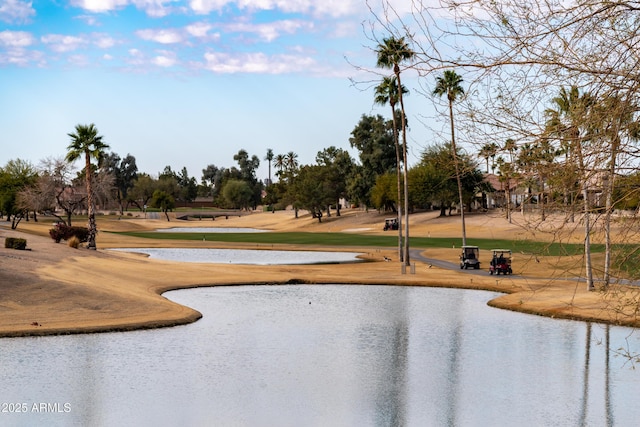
[375,36,414,267]
[575,140,594,291]
[582,187,594,292]
[449,101,467,246]
[85,151,96,250]
[397,71,410,266]
[604,136,620,289]
[604,177,613,288]
[563,152,576,223]
[540,179,546,221]
[391,109,404,262]
[505,181,512,223]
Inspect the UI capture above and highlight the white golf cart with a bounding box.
[460,245,481,269]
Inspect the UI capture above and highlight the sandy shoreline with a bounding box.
[1,209,639,337]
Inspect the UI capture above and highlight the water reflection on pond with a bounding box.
[1,285,639,426]
[109,248,365,265]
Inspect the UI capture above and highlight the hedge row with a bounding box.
[5,237,27,250]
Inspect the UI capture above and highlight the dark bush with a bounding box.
[5,237,27,250]
[49,226,63,243]
[49,223,89,243]
[70,226,89,242]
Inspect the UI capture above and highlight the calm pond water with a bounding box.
[1,285,639,427]
[108,248,365,265]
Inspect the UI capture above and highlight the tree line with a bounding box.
[1,119,487,229]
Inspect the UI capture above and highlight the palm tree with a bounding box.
[264,148,274,185]
[375,76,408,262]
[546,86,595,290]
[274,154,286,178]
[502,138,518,214]
[376,35,415,266]
[285,151,299,174]
[496,156,516,223]
[433,70,467,246]
[516,142,535,214]
[592,94,640,288]
[503,138,518,164]
[65,123,110,250]
[285,151,300,218]
[479,143,498,173]
[530,139,558,221]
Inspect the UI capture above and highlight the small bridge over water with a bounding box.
[175,210,245,220]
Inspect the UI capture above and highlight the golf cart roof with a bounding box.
[491,249,512,253]
[462,245,479,249]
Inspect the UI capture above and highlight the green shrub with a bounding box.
[5,237,27,250]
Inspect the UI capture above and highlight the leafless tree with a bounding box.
[32,158,85,226]
[24,158,116,227]
[365,0,640,290]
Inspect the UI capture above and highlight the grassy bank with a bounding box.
[112,230,601,257]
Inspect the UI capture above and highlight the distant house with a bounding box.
[482,173,520,209]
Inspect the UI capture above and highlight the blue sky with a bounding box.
[0,0,439,183]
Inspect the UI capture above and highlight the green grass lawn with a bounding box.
[111,230,604,257]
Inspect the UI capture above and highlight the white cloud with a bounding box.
[0,30,34,47]
[93,34,117,49]
[126,48,146,66]
[67,54,90,66]
[224,19,313,42]
[0,47,43,66]
[311,0,359,17]
[185,22,212,38]
[136,28,184,44]
[189,0,229,15]
[189,0,360,17]
[137,24,220,45]
[132,0,177,17]
[330,21,357,38]
[203,51,315,74]
[0,0,35,24]
[72,0,177,17]
[123,47,178,69]
[71,0,129,13]
[153,50,177,67]
[0,32,44,66]
[75,14,100,26]
[41,34,87,52]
